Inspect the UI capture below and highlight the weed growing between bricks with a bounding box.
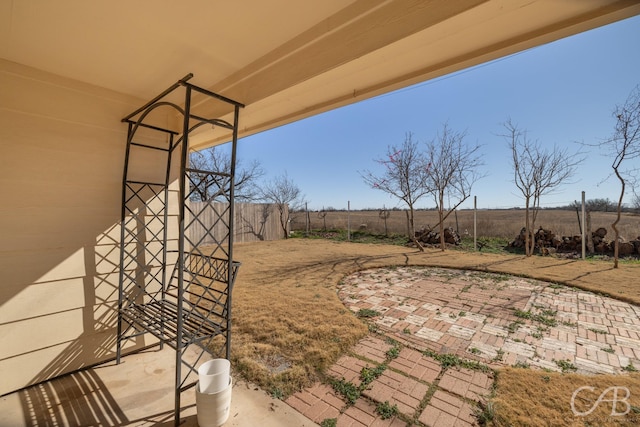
[475,400,497,426]
[554,359,578,373]
[474,369,500,426]
[326,331,498,426]
[324,337,424,425]
[376,400,399,419]
[329,377,361,404]
[328,339,399,405]
[385,338,401,359]
[417,347,496,426]
[414,382,440,425]
[513,308,558,327]
[356,308,381,319]
[319,418,337,427]
[337,275,500,424]
[422,348,492,373]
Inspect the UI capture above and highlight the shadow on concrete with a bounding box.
[19,368,128,426]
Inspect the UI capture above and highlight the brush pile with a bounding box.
[509,226,640,255]
[415,226,461,245]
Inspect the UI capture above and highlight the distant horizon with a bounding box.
[289,203,634,213]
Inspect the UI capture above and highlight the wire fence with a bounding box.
[289,207,639,243]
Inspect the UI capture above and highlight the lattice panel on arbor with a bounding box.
[116,74,243,426]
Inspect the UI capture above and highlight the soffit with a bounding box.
[1,0,639,147]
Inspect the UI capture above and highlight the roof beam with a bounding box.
[194,0,488,117]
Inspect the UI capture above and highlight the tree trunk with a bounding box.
[613,169,625,268]
[278,206,289,239]
[524,198,532,257]
[407,208,424,251]
[530,200,539,257]
[439,193,446,251]
[586,210,594,253]
[405,209,410,239]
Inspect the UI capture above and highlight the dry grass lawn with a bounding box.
[491,368,640,426]
[229,239,640,423]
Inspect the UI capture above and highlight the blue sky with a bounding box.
[238,15,640,211]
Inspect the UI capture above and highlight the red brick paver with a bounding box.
[419,390,478,427]
[328,355,377,386]
[388,347,441,384]
[362,369,429,417]
[339,267,640,376]
[287,266,640,427]
[438,368,493,402]
[352,336,392,364]
[286,383,343,423]
[338,399,405,427]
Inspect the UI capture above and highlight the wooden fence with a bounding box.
[187,201,286,244]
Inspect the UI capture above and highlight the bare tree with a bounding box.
[424,123,483,251]
[502,119,583,257]
[360,133,430,239]
[261,173,306,239]
[189,145,264,202]
[632,193,640,214]
[602,85,640,268]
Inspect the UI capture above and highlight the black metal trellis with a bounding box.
[116,74,243,426]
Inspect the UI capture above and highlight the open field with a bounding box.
[291,209,640,242]
[229,239,640,425]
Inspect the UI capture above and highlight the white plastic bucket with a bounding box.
[198,359,230,394]
[195,377,232,427]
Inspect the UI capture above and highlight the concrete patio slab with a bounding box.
[0,347,316,427]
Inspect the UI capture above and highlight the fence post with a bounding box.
[581,191,586,260]
[347,201,351,241]
[305,202,309,234]
[474,196,477,251]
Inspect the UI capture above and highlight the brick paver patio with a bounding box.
[286,267,640,426]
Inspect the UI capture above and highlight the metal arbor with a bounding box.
[116,74,243,425]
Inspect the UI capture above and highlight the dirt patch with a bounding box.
[257,354,292,375]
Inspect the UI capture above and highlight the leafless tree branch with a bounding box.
[501,118,584,257]
[601,85,640,267]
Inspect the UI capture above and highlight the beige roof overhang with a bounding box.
[2,0,639,148]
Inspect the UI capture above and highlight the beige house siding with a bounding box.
[0,60,160,395]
